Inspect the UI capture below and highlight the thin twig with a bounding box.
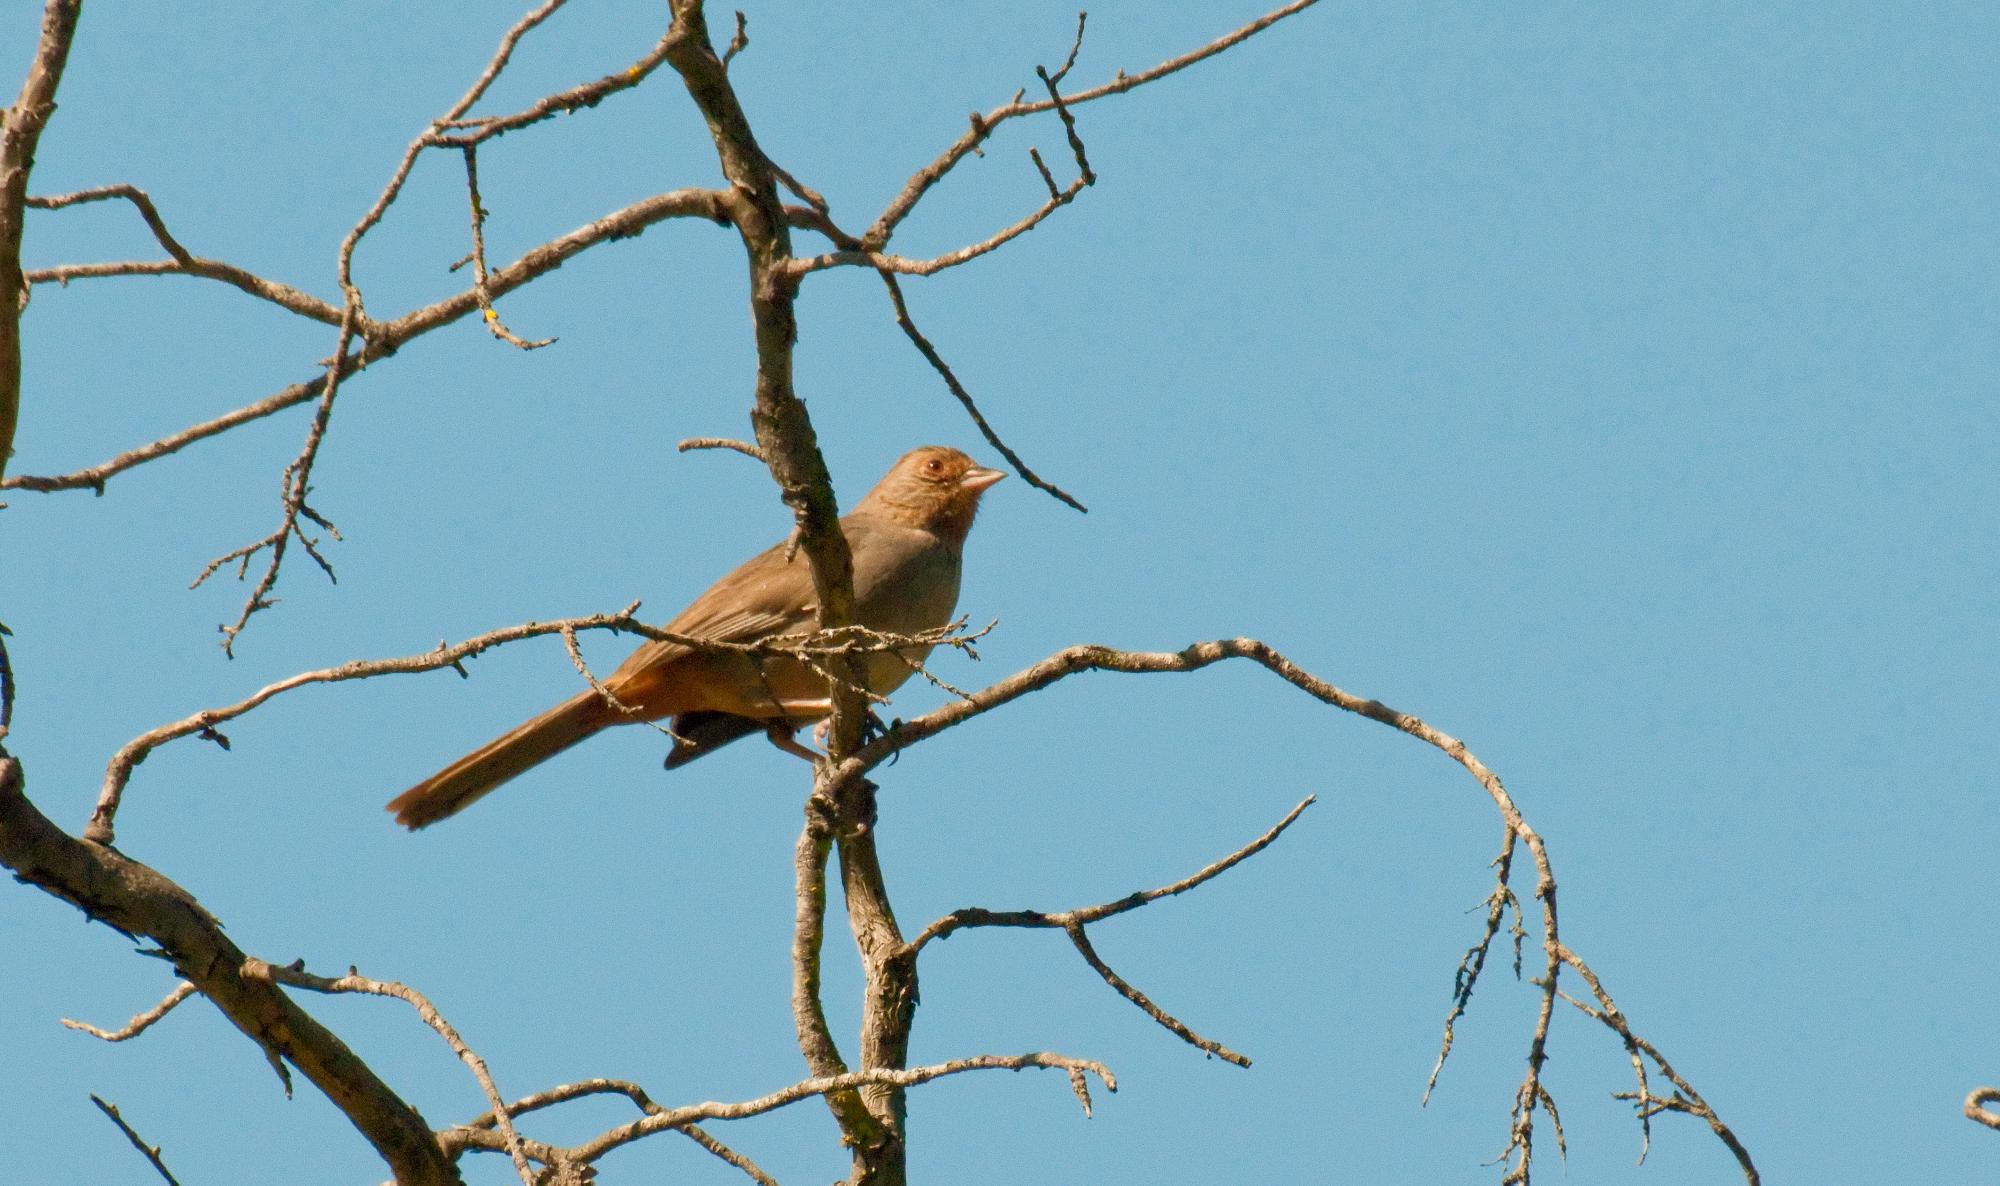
[558,624,690,744]
[443,1052,1117,1165]
[460,145,553,350]
[910,795,1313,952]
[0,619,14,737]
[246,959,538,1186]
[63,981,197,1042]
[200,306,357,656]
[876,272,1087,511]
[211,3,580,654]
[678,436,767,462]
[682,1124,779,1186]
[339,0,570,300]
[24,186,346,324]
[4,187,729,494]
[721,10,750,69]
[1556,947,1760,1185]
[1425,827,1520,1103]
[863,0,1319,250]
[88,1095,183,1186]
[453,1074,780,1181]
[908,796,1313,1065]
[432,17,678,148]
[1034,61,1095,186]
[1065,919,1250,1065]
[1050,12,1088,86]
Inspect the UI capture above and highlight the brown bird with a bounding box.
[386,446,1004,829]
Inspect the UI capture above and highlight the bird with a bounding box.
[386,446,1005,830]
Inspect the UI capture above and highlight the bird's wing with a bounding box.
[608,538,818,680]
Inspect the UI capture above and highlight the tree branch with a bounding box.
[430,14,679,149]
[62,980,196,1042]
[86,603,982,845]
[1967,1088,2000,1132]
[0,756,462,1186]
[878,271,1086,511]
[818,637,1756,1185]
[905,796,1315,1065]
[24,185,346,324]
[1,187,729,494]
[862,0,1319,251]
[0,0,84,482]
[442,1052,1116,1166]
[88,1095,184,1186]
[247,959,537,1186]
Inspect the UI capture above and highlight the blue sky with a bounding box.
[3,2,1994,1183]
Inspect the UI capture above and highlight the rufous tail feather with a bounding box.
[388,691,607,829]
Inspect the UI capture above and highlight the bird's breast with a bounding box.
[851,528,963,635]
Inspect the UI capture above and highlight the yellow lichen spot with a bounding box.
[483,308,498,322]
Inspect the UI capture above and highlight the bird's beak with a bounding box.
[960,466,1007,493]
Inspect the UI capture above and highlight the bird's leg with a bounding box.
[762,699,835,764]
[763,722,823,764]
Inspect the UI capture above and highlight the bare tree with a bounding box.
[1,3,1769,1183]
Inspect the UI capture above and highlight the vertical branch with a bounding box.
[790,798,886,1146]
[0,0,84,481]
[661,5,909,1179]
[661,0,854,666]
[835,795,916,1167]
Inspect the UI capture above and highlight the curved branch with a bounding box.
[63,981,197,1042]
[1967,1088,2000,1132]
[788,799,879,1142]
[334,0,569,312]
[790,160,1086,278]
[823,638,1756,1184]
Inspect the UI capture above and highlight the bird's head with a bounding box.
[856,446,1006,546]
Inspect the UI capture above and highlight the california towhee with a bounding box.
[386,446,1004,829]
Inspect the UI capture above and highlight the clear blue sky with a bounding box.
[4,3,1994,1183]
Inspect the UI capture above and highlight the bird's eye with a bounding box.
[924,459,944,475]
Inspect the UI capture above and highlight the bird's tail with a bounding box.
[388,690,608,830]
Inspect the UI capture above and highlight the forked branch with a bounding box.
[818,637,1756,1185]
[907,796,1316,1065]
